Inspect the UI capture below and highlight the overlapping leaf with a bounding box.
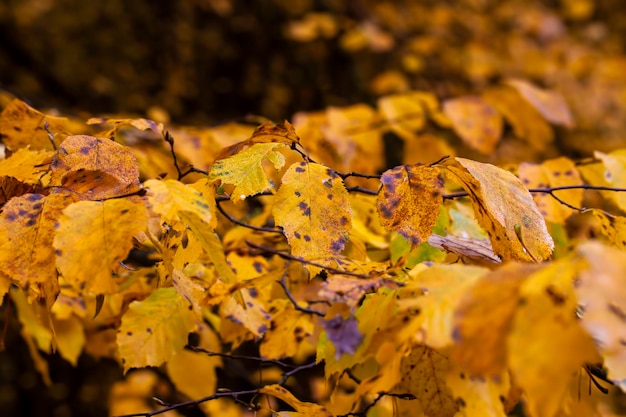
[445,158,554,262]
[117,287,196,372]
[0,193,76,286]
[273,162,352,266]
[377,164,443,247]
[145,178,215,226]
[49,135,142,199]
[442,96,503,154]
[53,198,148,294]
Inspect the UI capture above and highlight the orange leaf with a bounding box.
[377,164,443,247]
[0,147,54,185]
[50,135,142,199]
[451,263,541,376]
[482,85,553,151]
[445,158,554,262]
[505,79,574,128]
[442,96,503,154]
[273,162,352,268]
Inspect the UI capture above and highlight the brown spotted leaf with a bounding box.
[0,193,76,287]
[273,162,352,267]
[445,158,554,262]
[49,135,142,199]
[53,198,148,294]
[394,344,458,417]
[591,210,626,250]
[377,164,443,248]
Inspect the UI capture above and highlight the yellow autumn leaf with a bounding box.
[117,287,196,372]
[146,178,215,227]
[0,99,71,151]
[593,150,626,213]
[575,241,626,391]
[377,164,443,247]
[504,79,574,128]
[445,368,510,417]
[445,157,554,262]
[507,259,598,417]
[273,162,352,268]
[591,209,626,250]
[0,193,76,287]
[54,315,86,366]
[260,301,314,359]
[259,384,332,416]
[11,287,54,353]
[209,142,287,203]
[451,263,542,376]
[518,157,583,224]
[482,85,553,151]
[53,198,148,294]
[0,147,54,185]
[442,96,503,154]
[394,344,458,417]
[377,91,428,140]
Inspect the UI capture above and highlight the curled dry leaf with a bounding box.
[427,234,501,267]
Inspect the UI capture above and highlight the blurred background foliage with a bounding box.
[2,1,626,416]
[2,0,626,157]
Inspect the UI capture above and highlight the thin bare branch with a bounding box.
[216,198,283,234]
[276,269,325,317]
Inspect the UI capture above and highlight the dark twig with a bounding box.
[215,199,283,234]
[188,345,299,369]
[337,172,381,180]
[338,392,416,417]
[246,241,371,279]
[345,186,378,196]
[113,358,322,417]
[276,269,325,317]
[43,120,57,150]
[163,131,184,180]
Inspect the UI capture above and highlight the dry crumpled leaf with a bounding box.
[377,164,443,247]
[444,158,554,262]
[49,135,142,199]
[427,234,501,266]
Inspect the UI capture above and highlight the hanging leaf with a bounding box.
[53,198,148,294]
[575,241,626,391]
[117,287,196,372]
[377,164,443,248]
[0,193,76,287]
[444,158,554,262]
[273,162,352,268]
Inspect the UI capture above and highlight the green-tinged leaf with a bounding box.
[117,287,196,372]
[146,178,215,227]
[209,142,287,203]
